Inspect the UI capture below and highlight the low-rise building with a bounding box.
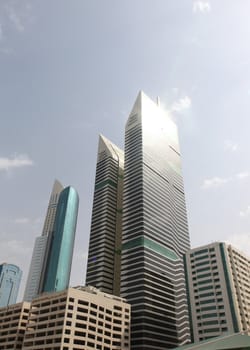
[0,301,30,349]
[172,331,250,350]
[184,242,250,343]
[23,285,130,350]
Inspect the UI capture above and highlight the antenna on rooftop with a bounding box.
[156,96,160,106]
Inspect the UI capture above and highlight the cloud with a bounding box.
[5,5,24,32]
[201,176,232,189]
[193,1,211,13]
[236,172,249,179]
[239,205,250,217]
[202,171,250,189]
[171,96,192,113]
[15,217,30,224]
[172,87,179,94]
[0,154,33,172]
[226,233,250,257]
[0,47,13,55]
[0,238,32,262]
[0,1,34,40]
[224,140,238,152]
[4,1,34,33]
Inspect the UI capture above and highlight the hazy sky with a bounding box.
[1,0,250,301]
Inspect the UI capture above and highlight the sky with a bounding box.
[1,0,250,301]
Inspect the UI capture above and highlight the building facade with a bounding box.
[23,180,63,301]
[0,301,30,349]
[42,186,79,293]
[0,263,22,307]
[120,92,191,349]
[184,242,250,343]
[86,135,124,296]
[23,286,130,350]
[172,332,250,350]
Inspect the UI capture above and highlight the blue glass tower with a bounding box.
[42,186,79,293]
[24,180,63,301]
[0,263,22,307]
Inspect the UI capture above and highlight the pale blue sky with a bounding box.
[1,0,250,300]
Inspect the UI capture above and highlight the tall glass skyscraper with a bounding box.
[86,135,124,296]
[23,180,63,301]
[24,181,79,300]
[0,263,22,307]
[42,186,79,293]
[120,92,191,349]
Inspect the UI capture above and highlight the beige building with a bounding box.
[23,286,130,350]
[0,301,31,349]
[184,242,250,343]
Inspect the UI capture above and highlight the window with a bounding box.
[87,341,95,347]
[114,306,122,311]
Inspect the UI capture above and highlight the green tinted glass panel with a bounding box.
[122,237,179,261]
[197,279,213,285]
[95,179,117,190]
[201,313,218,319]
[201,305,217,311]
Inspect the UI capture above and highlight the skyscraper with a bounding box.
[23,180,63,301]
[184,242,250,342]
[0,263,22,307]
[42,186,79,293]
[86,135,124,295]
[120,92,191,349]
[24,181,79,300]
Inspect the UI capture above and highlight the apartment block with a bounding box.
[184,242,250,343]
[0,301,30,349]
[227,244,250,331]
[23,286,130,350]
